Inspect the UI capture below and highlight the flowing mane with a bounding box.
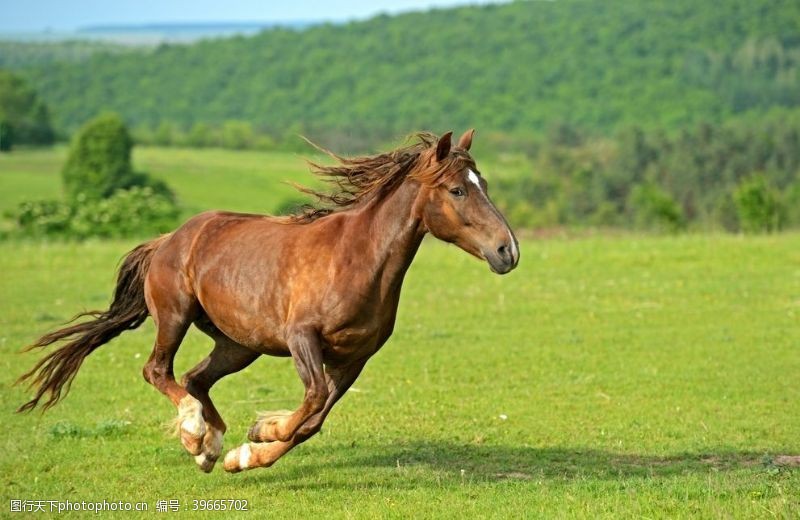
[289,132,475,222]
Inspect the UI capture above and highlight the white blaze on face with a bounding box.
[467,169,483,192]
[468,168,518,264]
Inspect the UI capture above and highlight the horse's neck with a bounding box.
[357,180,425,296]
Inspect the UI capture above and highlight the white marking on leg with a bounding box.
[238,443,252,470]
[467,169,482,192]
[178,395,205,437]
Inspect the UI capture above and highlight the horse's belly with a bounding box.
[198,295,289,355]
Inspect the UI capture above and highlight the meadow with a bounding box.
[1,147,799,518]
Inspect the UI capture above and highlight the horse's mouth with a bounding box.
[486,254,517,275]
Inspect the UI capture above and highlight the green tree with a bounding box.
[220,120,255,149]
[154,121,176,146]
[16,112,179,239]
[733,175,785,233]
[187,122,216,148]
[628,182,686,232]
[0,120,13,151]
[0,69,54,150]
[61,113,135,201]
[781,180,800,228]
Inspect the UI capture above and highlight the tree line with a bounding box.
[2,0,798,147]
[493,110,800,232]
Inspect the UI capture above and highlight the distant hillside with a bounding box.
[7,0,800,142]
[0,21,317,46]
[75,21,318,44]
[0,40,140,68]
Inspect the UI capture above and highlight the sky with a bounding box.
[0,0,498,32]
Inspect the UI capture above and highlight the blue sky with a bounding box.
[0,0,499,32]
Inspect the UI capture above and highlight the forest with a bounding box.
[2,0,799,142]
[1,0,799,232]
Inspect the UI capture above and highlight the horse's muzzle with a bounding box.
[485,239,519,274]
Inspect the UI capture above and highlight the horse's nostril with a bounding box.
[497,244,509,258]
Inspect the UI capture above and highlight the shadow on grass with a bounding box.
[235,440,778,489]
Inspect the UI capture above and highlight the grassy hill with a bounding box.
[6,0,800,142]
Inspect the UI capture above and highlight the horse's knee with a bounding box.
[142,359,157,385]
[143,361,167,385]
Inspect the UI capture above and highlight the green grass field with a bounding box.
[1,147,799,518]
[0,146,312,219]
[0,145,530,221]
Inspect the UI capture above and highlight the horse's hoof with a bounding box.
[246,421,259,442]
[194,428,223,472]
[195,453,217,473]
[223,443,255,473]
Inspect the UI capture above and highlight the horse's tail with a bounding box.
[16,235,170,413]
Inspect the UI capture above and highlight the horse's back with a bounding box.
[146,210,308,349]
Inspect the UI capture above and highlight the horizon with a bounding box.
[0,0,505,33]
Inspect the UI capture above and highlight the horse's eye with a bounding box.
[449,187,465,197]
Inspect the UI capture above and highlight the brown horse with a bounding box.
[17,130,519,473]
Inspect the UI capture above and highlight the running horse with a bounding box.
[17,130,519,473]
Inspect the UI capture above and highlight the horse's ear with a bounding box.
[457,129,475,151]
[436,131,453,162]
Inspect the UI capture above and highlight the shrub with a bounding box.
[15,187,179,239]
[221,120,255,150]
[628,182,686,232]
[784,181,800,228]
[733,175,785,233]
[186,122,217,148]
[62,113,136,201]
[15,199,73,236]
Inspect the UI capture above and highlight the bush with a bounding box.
[628,182,686,232]
[62,113,136,201]
[14,112,180,239]
[221,120,255,150]
[784,181,800,228]
[186,122,216,148]
[15,199,72,236]
[15,187,179,239]
[733,175,785,233]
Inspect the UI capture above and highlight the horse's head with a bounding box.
[416,130,519,275]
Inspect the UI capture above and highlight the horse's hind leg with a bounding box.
[142,273,203,455]
[143,313,204,454]
[182,336,259,472]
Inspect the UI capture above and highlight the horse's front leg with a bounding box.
[223,355,367,473]
[293,359,367,439]
[250,358,366,443]
[223,328,327,472]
